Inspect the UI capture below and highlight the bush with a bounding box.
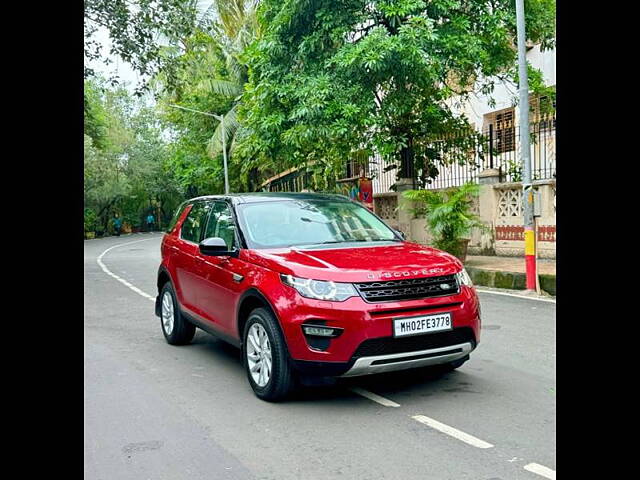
[84,208,97,234]
[122,212,141,230]
[403,182,485,258]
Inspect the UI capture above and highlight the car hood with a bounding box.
[243,241,462,283]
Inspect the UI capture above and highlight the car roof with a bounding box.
[189,192,353,205]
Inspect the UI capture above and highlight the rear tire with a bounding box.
[242,308,295,402]
[159,282,195,345]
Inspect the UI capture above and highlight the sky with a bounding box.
[85,1,215,93]
[86,26,144,92]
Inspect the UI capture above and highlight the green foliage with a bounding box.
[403,182,485,257]
[84,208,97,234]
[84,0,202,93]
[85,0,556,204]
[505,159,523,182]
[154,0,261,193]
[239,0,556,185]
[84,79,109,149]
[84,79,184,236]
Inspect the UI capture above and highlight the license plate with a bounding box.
[393,312,453,338]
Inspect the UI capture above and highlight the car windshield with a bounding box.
[236,199,399,249]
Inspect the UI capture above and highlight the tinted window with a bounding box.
[180,202,212,243]
[203,201,236,250]
[236,199,397,249]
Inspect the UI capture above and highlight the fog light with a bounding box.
[302,325,343,337]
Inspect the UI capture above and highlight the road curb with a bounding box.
[466,266,556,296]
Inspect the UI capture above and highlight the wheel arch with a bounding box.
[157,265,173,291]
[156,266,173,317]
[236,288,285,346]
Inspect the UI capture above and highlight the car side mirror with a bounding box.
[199,237,238,257]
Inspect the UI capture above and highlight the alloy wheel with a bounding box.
[161,291,174,335]
[246,323,272,387]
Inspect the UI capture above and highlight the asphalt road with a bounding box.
[84,233,556,480]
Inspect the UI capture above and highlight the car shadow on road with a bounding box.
[349,367,483,397]
[293,366,482,405]
[190,331,243,366]
[188,330,480,404]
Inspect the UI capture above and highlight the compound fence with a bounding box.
[263,119,555,194]
[369,119,556,193]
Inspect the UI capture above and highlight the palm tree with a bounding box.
[203,0,260,160]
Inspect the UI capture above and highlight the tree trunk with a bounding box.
[248,167,260,192]
[156,195,162,230]
[96,197,118,233]
[399,135,415,180]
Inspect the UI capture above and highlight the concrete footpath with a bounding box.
[465,255,556,296]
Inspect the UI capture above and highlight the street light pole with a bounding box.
[515,0,536,291]
[168,104,230,194]
[220,114,230,195]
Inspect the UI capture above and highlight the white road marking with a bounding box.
[96,236,159,303]
[349,387,400,407]
[524,463,556,479]
[411,415,494,449]
[476,288,556,304]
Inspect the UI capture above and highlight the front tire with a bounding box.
[242,308,295,402]
[160,282,195,345]
[442,355,469,372]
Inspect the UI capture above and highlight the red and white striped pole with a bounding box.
[515,0,537,291]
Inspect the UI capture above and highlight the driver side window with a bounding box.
[204,202,236,250]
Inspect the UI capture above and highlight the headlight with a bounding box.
[280,274,357,301]
[455,268,473,287]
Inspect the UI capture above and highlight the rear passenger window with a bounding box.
[180,202,212,243]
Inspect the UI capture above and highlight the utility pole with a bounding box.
[168,104,230,194]
[515,0,536,291]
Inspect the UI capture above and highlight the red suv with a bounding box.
[156,193,480,401]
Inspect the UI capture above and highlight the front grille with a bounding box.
[354,275,459,302]
[351,327,475,358]
[368,302,463,317]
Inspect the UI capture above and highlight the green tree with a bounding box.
[158,38,235,196]
[240,0,556,187]
[203,1,259,167]
[84,79,109,150]
[84,133,131,232]
[157,0,261,193]
[84,0,202,93]
[84,79,183,235]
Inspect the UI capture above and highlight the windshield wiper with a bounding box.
[313,238,397,245]
[347,238,400,242]
[296,238,399,248]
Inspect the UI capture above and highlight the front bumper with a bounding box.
[340,341,474,377]
[275,282,481,374]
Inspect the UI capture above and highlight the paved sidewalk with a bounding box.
[465,255,556,275]
[464,255,556,296]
